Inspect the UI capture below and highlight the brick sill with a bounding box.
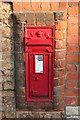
[16,110,64,118]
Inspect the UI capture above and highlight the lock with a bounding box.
[33,77,39,81]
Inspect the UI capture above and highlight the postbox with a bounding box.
[25,26,54,102]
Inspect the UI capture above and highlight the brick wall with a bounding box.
[2,2,16,118]
[13,5,67,111]
[1,1,80,119]
[66,2,80,118]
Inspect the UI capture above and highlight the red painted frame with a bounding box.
[25,26,54,102]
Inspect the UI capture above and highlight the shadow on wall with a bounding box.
[78,2,80,111]
[9,13,27,109]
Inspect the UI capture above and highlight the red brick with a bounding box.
[65,97,77,105]
[68,6,78,15]
[68,25,78,35]
[36,13,45,26]
[68,16,78,24]
[22,2,31,11]
[68,35,78,44]
[55,40,66,49]
[78,80,80,88]
[66,72,78,80]
[55,11,67,20]
[31,2,41,11]
[13,2,22,11]
[67,64,77,71]
[54,85,64,95]
[63,11,67,20]
[55,59,65,68]
[79,16,80,24]
[66,81,77,88]
[26,13,35,25]
[68,2,79,6]
[55,50,66,59]
[0,112,2,120]
[67,54,78,63]
[55,30,66,40]
[50,1,59,10]
[78,97,80,105]
[59,2,67,10]
[45,13,54,26]
[65,89,79,96]
[55,20,67,30]
[54,69,65,78]
[54,103,64,110]
[54,77,64,86]
[79,64,80,71]
[41,2,50,10]
[79,72,80,80]
[54,94,64,105]
[16,95,26,103]
[67,45,79,53]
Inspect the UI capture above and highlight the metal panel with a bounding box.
[25,26,54,101]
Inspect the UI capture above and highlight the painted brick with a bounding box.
[55,20,67,30]
[65,97,77,105]
[67,54,78,63]
[67,45,79,53]
[68,5,78,15]
[50,1,59,10]
[67,64,77,71]
[68,25,78,35]
[66,72,78,80]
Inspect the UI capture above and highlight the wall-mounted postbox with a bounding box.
[25,26,54,102]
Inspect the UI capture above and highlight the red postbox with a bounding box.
[25,26,54,102]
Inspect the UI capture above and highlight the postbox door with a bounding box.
[29,53,52,101]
